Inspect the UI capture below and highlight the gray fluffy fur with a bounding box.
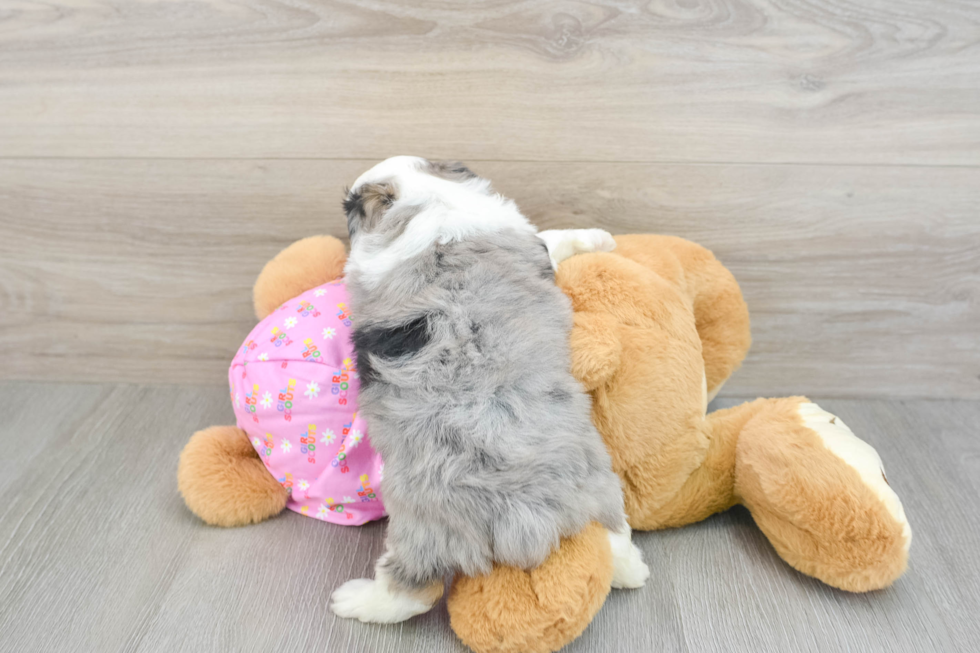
[345,169,626,590]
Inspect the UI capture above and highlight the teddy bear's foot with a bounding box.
[177,425,289,527]
[608,528,650,589]
[796,402,912,549]
[735,398,911,592]
[447,522,614,653]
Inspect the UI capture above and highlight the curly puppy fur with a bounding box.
[343,157,627,591]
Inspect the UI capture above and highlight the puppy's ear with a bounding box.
[344,182,398,236]
[427,160,478,182]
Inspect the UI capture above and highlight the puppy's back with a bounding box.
[350,230,624,583]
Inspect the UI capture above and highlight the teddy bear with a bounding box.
[178,233,911,653]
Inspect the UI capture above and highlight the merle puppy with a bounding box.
[330,156,648,623]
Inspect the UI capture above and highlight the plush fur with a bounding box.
[610,235,751,400]
[448,236,911,650]
[736,398,909,592]
[179,228,911,653]
[177,426,288,527]
[448,522,613,653]
[252,235,347,320]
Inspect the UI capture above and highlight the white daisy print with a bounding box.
[322,327,337,340]
[314,289,326,297]
[304,381,321,399]
[258,352,269,361]
[234,393,241,409]
[281,438,292,453]
[348,429,364,447]
[320,429,336,445]
[298,479,310,491]
[342,496,354,504]
[259,391,273,409]
[317,505,329,519]
[252,437,261,448]
[284,316,298,329]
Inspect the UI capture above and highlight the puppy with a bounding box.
[331,156,648,623]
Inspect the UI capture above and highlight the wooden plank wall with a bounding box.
[1,0,978,398]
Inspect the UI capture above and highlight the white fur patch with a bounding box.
[345,156,537,289]
[607,528,650,589]
[537,228,616,270]
[797,402,912,552]
[330,566,439,623]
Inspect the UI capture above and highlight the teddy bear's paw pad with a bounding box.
[608,531,650,589]
[797,402,911,552]
[330,577,434,623]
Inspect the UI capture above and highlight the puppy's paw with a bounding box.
[330,578,377,621]
[330,577,437,623]
[611,542,650,589]
[576,228,616,253]
[538,228,616,269]
[608,531,650,589]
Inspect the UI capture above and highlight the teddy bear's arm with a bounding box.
[569,311,623,391]
[253,235,348,320]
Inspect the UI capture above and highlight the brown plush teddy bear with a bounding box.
[178,233,910,653]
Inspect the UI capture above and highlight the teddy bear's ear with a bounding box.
[253,236,347,320]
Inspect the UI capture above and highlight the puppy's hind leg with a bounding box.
[330,549,444,623]
[607,525,650,589]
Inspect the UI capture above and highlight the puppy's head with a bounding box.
[343,156,484,241]
[342,156,536,286]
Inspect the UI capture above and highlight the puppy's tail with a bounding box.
[447,522,613,653]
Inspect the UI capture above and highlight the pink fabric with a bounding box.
[229,280,386,525]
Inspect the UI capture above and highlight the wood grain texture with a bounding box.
[0,0,979,163]
[1,383,978,652]
[1,159,977,397]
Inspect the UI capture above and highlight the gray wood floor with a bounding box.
[1,382,977,653]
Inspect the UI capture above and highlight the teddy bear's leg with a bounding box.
[611,235,751,401]
[623,398,771,530]
[733,397,911,592]
[447,522,614,653]
[252,235,348,319]
[177,425,288,527]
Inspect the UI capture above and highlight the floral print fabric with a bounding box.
[229,280,385,525]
